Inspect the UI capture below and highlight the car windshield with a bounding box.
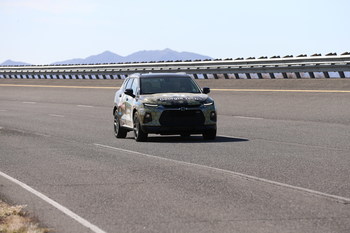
[140,76,201,94]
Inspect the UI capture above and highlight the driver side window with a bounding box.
[131,78,139,96]
[125,78,133,90]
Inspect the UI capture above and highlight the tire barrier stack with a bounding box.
[1,53,350,80]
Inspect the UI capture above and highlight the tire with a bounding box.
[114,112,127,138]
[203,129,216,140]
[133,112,148,142]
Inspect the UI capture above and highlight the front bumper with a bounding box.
[141,124,217,135]
[139,104,217,135]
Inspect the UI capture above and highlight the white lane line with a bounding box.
[94,143,350,204]
[77,105,93,108]
[34,132,51,137]
[219,135,249,140]
[22,101,37,104]
[232,116,264,120]
[0,171,107,233]
[48,114,65,118]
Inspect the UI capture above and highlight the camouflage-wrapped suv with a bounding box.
[113,73,217,141]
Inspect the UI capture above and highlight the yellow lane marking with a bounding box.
[212,88,350,93]
[0,84,349,93]
[0,84,118,89]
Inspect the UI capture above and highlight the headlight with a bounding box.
[144,103,158,107]
[202,98,214,107]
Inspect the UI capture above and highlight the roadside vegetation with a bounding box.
[0,200,50,233]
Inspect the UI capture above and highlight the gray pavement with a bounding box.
[0,79,349,232]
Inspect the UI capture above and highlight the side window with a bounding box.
[121,78,129,91]
[125,78,133,90]
[131,78,139,95]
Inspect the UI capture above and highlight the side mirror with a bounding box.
[124,88,135,97]
[202,87,210,94]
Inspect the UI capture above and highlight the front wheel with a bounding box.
[133,112,148,142]
[203,129,216,140]
[114,112,127,138]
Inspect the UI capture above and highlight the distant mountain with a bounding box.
[53,49,212,65]
[125,48,212,62]
[1,59,31,66]
[1,49,213,66]
[53,51,124,65]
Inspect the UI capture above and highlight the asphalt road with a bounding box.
[0,79,350,233]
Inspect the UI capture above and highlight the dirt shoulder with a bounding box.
[0,200,50,233]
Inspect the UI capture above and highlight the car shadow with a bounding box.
[126,135,249,143]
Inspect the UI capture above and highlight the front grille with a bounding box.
[159,110,205,127]
[163,104,201,109]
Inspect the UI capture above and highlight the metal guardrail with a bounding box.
[1,53,350,79]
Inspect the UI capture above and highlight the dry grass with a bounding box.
[0,200,51,233]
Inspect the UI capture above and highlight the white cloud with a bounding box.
[0,0,97,14]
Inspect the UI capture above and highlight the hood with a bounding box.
[142,93,208,106]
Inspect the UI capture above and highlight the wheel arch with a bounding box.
[132,108,138,119]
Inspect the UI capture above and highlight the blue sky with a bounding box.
[1,0,349,64]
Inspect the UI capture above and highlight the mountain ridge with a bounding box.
[1,49,212,65]
[1,59,31,66]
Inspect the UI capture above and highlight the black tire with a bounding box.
[203,129,216,140]
[133,112,148,142]
[114,112,127,138]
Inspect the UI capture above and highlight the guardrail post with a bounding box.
[282,73,288,79]
[246,73,252,79]
[339,71,346,78]
[213,74,219,79]
[203,74,209,79]
[308,72,315,79]
[193,73,199,79]
[295,72,301,79]
[323,72,330,78]
[257,73,263,79]
[233,73,240,79]
[269,73,276,79]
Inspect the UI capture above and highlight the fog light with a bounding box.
[144,112,152,123]
[210,111,217,122]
